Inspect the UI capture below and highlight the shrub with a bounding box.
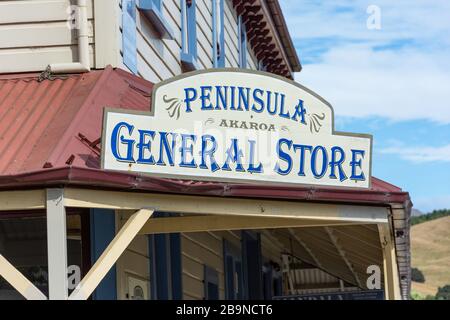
[436,285,450,300]
[411,267,426,283]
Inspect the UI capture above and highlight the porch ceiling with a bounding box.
[270,225,385,290]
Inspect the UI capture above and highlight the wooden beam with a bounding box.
[63,188,389,223]
[325,227,363,288]
[378,223,402,300]
[0,189,46,211]
[139,215,360,235]
[46,188,68,300]
[288,228,324,270]
[0,255,47,300]
[68,209,153,300]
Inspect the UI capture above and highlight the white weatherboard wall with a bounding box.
[0,0,95,73]
[182,231,241,300]
[0,1,258,77]
[116,0,258,82]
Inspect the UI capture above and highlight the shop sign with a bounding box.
[102,69,372,188]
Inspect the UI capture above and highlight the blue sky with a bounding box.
[280,1,450,212]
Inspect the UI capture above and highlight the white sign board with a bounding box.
[102,69,372,188]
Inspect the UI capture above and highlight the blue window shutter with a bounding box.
[223,240,244,300]
[148,213,183,300]
[138,0,174,39]
[212,0,225,68]
[242,231,263,299]
[122,0,138,74]
[181,0,199,70]
[238,15,247,68]
[170,233,182,299]
[90,209,117,300]
[224,253,235,299]
[204,265,219,300]
[153,233,170,299]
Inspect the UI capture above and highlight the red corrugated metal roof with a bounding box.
[0,67,410,205]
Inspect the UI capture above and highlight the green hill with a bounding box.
[411,216,450,298]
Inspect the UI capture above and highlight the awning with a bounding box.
[0,66,412,298]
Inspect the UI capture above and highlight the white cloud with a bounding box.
[280,0,450,123]
[294,45,450,122]
[380,144,450,163]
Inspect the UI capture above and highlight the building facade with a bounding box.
[0,0,411,300]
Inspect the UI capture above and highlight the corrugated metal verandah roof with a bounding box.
[0,67,411,298]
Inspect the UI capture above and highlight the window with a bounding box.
[148,213,182,300]
[204,265,219,300]
[238,15,247,68]
[181,0,199,70]
[138,0,174,39]
[223,240,244,299]
[212,0,225,67]
[122,0,138,74]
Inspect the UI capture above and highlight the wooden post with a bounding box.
[46,188,68,300]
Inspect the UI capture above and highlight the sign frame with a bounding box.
[101,68,373,189]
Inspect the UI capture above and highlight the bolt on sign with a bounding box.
[102,69,372,188]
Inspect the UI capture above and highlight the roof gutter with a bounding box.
[48,0,90,73]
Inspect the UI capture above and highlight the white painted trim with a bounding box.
[46,188,68,300]
[63,188,389,223]
[94,0,120,68]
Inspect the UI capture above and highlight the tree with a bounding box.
[411,267,426,283]
[436,285,450,300]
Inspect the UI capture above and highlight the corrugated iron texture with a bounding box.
[0,67,152,176]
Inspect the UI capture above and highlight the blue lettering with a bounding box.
[278,94,290,119]
[329,146,347,181]
[311,146,328,178]
[111,122,135,163]
[293,144,312,176]
[184,88,197,113]
[200,86,213,110]
[157,132,177,166]
[252,88,264,113]
[350,149,365,181]
[237,87,251,111]
[275,138,293,175]
[291,99,307,124]
[247,140,263,173]
[215,86,228,110]
[222,138,245,172]
[179,134,197,168]
[136,130,156,164]
[199,135,220,172]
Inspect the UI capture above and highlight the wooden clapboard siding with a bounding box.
[117,0,259,82]
[0,0,95,73]
[116,210,150,300]
[261,231,284,264]
[0,46,95,74]
[181,231,225,299]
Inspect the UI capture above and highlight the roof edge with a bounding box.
[0,166,411,205]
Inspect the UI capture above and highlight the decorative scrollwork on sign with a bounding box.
[308,113,326,133]
[205,118,215,125]
[163,95,182,120]
[281,125,290,132]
